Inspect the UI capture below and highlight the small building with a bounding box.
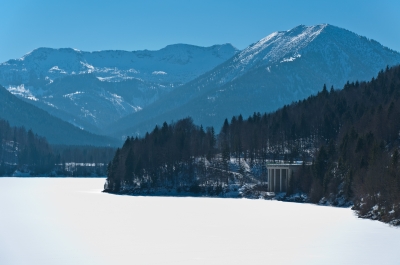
[266,163,303,193]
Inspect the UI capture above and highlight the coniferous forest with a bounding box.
[0,119,115,176]
[105,65,400,225]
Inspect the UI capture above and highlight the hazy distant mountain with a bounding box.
[0,44,238,131]
[106,24,400,137]
[0,85,118,146]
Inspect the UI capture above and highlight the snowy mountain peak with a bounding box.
[220,23,400,85]
[109,24,400,137]
[235,24,327,69]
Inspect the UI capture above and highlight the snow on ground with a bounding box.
[0,178,399,265]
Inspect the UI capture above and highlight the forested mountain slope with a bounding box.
[105,65,400,225]
[0,118,116,175]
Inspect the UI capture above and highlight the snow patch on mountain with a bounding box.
[233,24,326,75]
[43,101,57,108]
[7,84,38,101]
[80,61,95,73]
[49,66,67,74]
[63,91,84,99]
[280,54,301,63]
[152,71,167,75]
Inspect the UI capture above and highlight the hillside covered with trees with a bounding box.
[0,119,115,176]
[105,65,400,225]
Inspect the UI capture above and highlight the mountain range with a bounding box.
[105,24,400,137]
[0,44,238,132]
[1,24,400,144]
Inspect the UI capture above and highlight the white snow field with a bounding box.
[0,178,399,265]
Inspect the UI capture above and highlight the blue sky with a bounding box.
[1,0,399,62]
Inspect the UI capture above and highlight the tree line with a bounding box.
[106,65,400,223]
[0,119,115,176]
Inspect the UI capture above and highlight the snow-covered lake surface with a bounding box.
[1,178,399,265]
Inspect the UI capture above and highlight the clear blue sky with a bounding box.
[1,0,399,62]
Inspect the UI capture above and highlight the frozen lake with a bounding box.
[1,178,399,265]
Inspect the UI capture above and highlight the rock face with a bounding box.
[0,44,238,132]
[106,24,400,137]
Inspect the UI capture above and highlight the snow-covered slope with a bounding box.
[225,24,399,87]
[0,44,238,132]
[106,24,400,137]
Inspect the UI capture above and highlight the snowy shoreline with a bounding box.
[104,184,400,227]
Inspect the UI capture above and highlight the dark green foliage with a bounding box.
[0,119,54,174]
[106,118,218,192]
[107,65,400,223]
[0,118,116,175]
